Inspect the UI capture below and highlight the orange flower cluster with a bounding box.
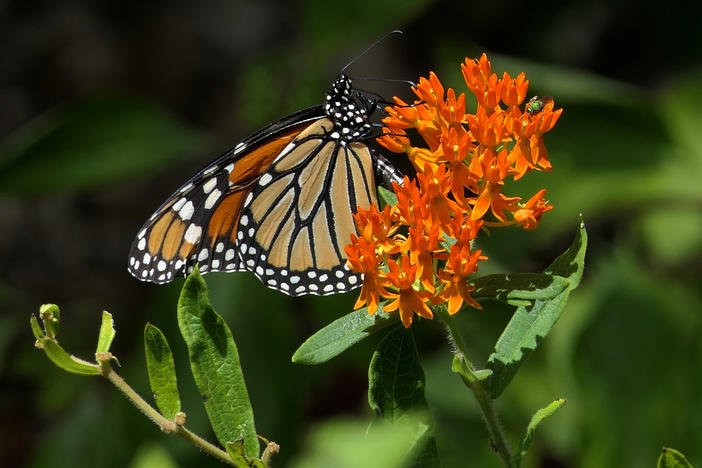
[345,54,562,327]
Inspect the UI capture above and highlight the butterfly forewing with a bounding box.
[237,118,378,295]
[127,110,322,283]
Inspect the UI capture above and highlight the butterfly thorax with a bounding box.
[324,74,373,142]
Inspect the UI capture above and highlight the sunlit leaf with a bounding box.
[292,305,399,365]
[486,219,587,398]
[177,267,258,458]
[470,273,570,306]
[95,311,116,355]
[32,315,101,376]
[144,323,181,420]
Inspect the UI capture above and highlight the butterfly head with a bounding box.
[324,74,373,141]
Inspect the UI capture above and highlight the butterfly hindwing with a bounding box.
[236,118,379,296]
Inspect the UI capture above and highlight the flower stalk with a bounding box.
[439,308,514,468]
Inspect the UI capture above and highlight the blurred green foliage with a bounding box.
[2,0,702,467]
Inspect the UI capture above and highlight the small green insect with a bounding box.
[525,96,553,114]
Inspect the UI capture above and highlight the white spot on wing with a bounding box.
[184,224,202,244]
[137,238,146,251]
[204,189,221,210]
[173,198,186,211]
[203,178,217,194]
[179,201,195,221]
[198,249,209,261]
[259,173,273,186]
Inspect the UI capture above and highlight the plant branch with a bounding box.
[101,363,236,466]
[438,308,514,468]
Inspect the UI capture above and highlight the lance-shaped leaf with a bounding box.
[177,268,258,458]
[470,273,570,306]
[369,326,439,467]
[512,398,566,467]
[657,447,694,468]
[487,220,587,398]
[144,323,181,420]
[292,306,399,365]
[96,311,116,354]
[31,314,101,376]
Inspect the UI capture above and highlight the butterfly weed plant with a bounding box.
[29,55,605,468]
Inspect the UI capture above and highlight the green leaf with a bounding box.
[95,311,116,354]
[0,95,204,195]
[378,185,399,207]
[292,305,399,365]
[35,334,101,376]
[144,324,181,420]
[512,398,566,466]
[369,326,427,419]
[470,273,570,306]
[225,440,265,468]
[30,315,45,341]
[658,447,694,468]
[486,219,587,398]
[369,326,439,468]
[177,267,258,458]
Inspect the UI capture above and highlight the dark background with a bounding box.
[2,1,702,467]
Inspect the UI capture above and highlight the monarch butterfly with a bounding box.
[127,72,403,296]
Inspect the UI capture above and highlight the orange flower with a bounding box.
[344,53,560,326]
[344,235,390,315]
[513,189,554,230]
[405,221,444,293]
[353,204,401,256]
[434,243,484,315]
[382,255,434,327]
[471,148,520,221]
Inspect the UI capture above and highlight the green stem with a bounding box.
[102,365,236,466]
[438,308,514,468]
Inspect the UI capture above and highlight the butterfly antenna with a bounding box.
[355,77,417,88]
[341,30,404,74]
